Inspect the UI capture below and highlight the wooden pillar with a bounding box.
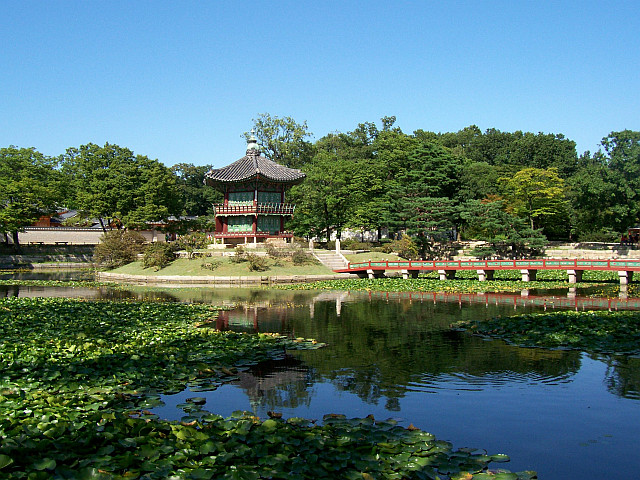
[477,269,494,281]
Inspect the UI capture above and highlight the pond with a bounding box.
[2,273,640,480]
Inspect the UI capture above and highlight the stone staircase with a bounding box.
[313,251,349,271]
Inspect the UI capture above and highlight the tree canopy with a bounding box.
[3,119,639,254]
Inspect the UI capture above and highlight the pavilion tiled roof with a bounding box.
[204,140,306,186]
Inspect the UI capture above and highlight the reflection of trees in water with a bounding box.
[234,356,314,411]
[602,355,640,400]
[293,299,583,405]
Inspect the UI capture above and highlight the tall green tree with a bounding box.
[244,113,314,168]
[171,163,221,216]
[389,142,463,255]
[461,199,547,258]
[500,167,567,231]
[61,143,180,232]
[288,134,359,240]
[0,147,61,247]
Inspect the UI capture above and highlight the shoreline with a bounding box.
[97,270,356,285]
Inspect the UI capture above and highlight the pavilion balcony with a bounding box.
[213,232,294,239]
[213,202,296,216]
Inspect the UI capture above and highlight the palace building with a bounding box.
[204,132,305,246]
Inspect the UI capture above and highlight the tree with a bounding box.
[500,167,567,231]
[461,199,547,258]
[389,142,463,239]
[288,135,357,240]
[567,151,634,239]
[171,163,221,216]
[61,143,181,232]
[244,113,314,168]
[0,146,61,247]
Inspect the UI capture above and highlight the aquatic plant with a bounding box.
[0,298,534,478]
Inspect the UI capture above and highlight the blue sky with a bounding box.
[2,1,638,168]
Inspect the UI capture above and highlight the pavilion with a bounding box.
[204,132,305,246]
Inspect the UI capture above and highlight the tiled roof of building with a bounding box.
[204,136,306,186]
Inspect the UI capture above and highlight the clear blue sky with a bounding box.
[2,1,638,168]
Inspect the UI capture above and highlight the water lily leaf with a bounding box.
[34,458,57,471]
[0,455,13,469]
[490,454,511,463]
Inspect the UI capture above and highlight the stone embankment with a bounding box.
[97,271,355,285]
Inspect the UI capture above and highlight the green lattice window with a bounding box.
[228,191,253,206]
[227,216,253,232]
[258,191,281,204]
[257,216,280,233]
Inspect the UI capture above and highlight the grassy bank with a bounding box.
[0,298,533,479]
[110,256,334,277]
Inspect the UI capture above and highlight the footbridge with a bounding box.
[334,259,640,284]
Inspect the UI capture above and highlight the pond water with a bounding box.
[2,273,640,480]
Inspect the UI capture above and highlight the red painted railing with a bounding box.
[213,232,294,238]
[335,258,640,273]
[214,203,296,216]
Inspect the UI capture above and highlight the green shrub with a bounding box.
[230,245,247,263]
[246,253,269,271]
[201,260,221,271]
[387,237,419,260]
[292,248,314,265]
[142,243,175,271]
[94,230,146,269]
[175,232,208,259]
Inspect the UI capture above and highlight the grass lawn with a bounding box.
[111,256,335,276]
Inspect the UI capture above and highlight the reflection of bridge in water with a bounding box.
[216,288,640,329]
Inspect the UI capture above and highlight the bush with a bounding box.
[292,248,314,265]
[201,260,221,271]
[387,237,419,260]
[246,253,269,271]
[142,243,175,271]
[230,245,247,263]
[94,230,146,269]
[175,232,208,259]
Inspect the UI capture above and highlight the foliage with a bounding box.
[142,242,176,271]
[94,230,147,269]
[291,247,315,266]
[456,310,640,355]
[500,167,567,232]
[0,147,62,247]
[381,236,420,260]
[246,253,269,271]
[276,274,610,294]
[461,200,547,258]
[244,113,314,169]
[175,232,209,259]
[60,143,181,231]
[171,163,221,216]
[230,245,247,263]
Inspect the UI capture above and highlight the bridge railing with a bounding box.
[341,259,640,272]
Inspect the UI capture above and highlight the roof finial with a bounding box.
[246,129,259,154]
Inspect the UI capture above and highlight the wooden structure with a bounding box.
[335,258,640,285]
[204,133,305,245]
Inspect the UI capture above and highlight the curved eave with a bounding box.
[205,173,305,186]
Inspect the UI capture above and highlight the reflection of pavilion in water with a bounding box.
[233,357,314,412]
